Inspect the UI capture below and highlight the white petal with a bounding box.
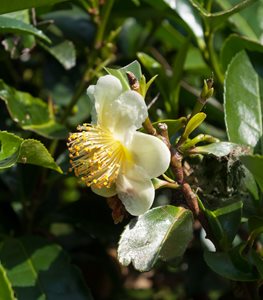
[91,184,117,198]
[87,85,97,123]
[116,167,154,216]
[110,90,148,143]
[93,75,123,127]
[129,131,170,178]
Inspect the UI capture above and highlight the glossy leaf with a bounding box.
[0,80,67,139]
[204,251,259,281]
[221,34,263,71]
[175,0,205,49]
[0,0,69,14]
[194,142,242,157]
[118,205,193,271]
[0,237,93,300]
[0,131,62,173]
[105,60,142,91]
[182,112,206,139]
[39,40,76,70]
[224,51,262,151]
[0,264,16,300]
[240,155,263,191]
[0,16,50,43]
[0,131,22,169]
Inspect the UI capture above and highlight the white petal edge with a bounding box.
[93,75,123,127]
[129,131,171,178]
[116,167,154,216]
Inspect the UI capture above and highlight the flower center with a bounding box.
[68,123,128,189]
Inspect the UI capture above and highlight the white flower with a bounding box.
[68,75,170,216]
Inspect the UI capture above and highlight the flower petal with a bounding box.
[91,184,117,198]
[129,131,170,178]
[110,90,148,143]
[116,166,154,216]
[93,75,123,127]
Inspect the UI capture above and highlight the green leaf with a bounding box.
[118,205,193,271]
[224,51,262,151]
[0,0,69,14]
[204,250,259,281]
[182,112,206,139]
[191,0,258,31]
[240,155,263,191]
[221,34,263,71]
[0,16,50,43]
[0,131,22,169]
[105,60,142,91]
[194,142,242,157]
[0,80,67,139]
[215,0,260,41]
[0,131,62,173]
[0,237,93,300]
[0,264,16,300]
[213,201,243,246]
[39,40,76,70]
[175,0,205,50]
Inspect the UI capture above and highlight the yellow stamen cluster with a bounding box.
[67,124,125,189]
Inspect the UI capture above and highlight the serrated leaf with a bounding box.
[224,51,262,151]
[0,237,93,300]
[0,80,67,139]
[0,0,69,14]
[0,131,62,173]
[105,61,142,91]
[0,264,16,300]
[39,40,76,70]
[118,205,193,271]
[204,250,259,281]
[194,142,242,157]
[0,16,50,43]
[183,112,206,139]
[240,155,263,191]
[0,131,22,169]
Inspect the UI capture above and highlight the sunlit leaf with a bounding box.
[0,237,93,299]
[118,205,193,271]
[194,142,244,157]
[105,60,142,91]
[182,112,206,139]
[224,51,262,152]
[39,40,76,70]
[0,0,69,14]
[0,264,16,300]
[0,80,67,139]
[0,131,62,173]
[191,0,258,31]
[0,16,50,43]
